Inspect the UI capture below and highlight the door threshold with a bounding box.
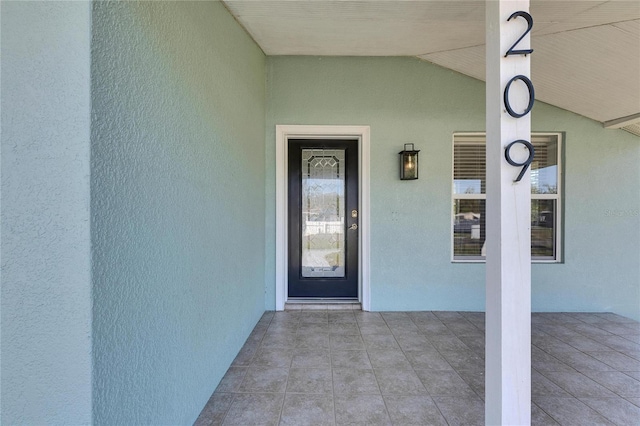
[285,301,361,311]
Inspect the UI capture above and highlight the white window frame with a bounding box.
[451,132,563,263]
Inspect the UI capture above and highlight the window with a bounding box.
[452,133,562,262]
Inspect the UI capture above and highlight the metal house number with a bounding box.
[504,10,535,182]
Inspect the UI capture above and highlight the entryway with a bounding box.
[275,125,371,311]
[288,139,359,299]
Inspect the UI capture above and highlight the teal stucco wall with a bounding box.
[1,2,93,424]
[91,2,266,424]
[2,3,639,424]
[265,56,640,321]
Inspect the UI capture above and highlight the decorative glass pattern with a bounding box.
[301,149,346,277]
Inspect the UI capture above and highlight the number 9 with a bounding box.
[505,140,535,182]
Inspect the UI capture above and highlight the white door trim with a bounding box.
[276,125,371,311]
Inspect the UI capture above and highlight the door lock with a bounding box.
[349,224,358,231]
[351,209,358,218]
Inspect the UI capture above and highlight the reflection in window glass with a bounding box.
[531,200,555,258]
[453,200,485,259]
[531,138,558,194]
[452,134,562,261]
[453,142,485,195]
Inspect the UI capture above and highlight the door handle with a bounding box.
[349,224,358,231]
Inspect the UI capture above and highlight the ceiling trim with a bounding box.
[603,113,640,129]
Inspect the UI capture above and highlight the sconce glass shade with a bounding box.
[399,143,420,180]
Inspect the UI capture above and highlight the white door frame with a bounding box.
[275,125,371,311]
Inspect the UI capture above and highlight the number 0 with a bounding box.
[504,75,535,118]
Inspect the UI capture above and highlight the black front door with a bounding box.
[288,139,359,298]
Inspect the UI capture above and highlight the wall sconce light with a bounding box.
[399,143,420,180]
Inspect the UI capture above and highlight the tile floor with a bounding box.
[195,311,640,425]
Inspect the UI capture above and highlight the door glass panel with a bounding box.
[301,149,346,278]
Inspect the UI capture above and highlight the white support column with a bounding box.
[485,0,532,425]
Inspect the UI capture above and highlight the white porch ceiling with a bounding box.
[223,0,640,131]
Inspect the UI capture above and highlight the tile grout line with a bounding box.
[403,313,462,424]
[531,398,563,426]
[381,312,455,424]
[365,323,390,423]
[577,395,633,425]
[275,321,295,426]
[204,312,639,426]
[330,313,337,424]
[217,393,237,426]
[220,312,275,426]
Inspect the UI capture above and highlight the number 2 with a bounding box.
[505,11,533,57]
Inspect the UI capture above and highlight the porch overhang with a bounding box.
[223,0,640,133]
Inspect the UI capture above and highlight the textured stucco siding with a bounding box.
[91,2,266,424]
[1,2,93,424]
[265,56,640,321]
